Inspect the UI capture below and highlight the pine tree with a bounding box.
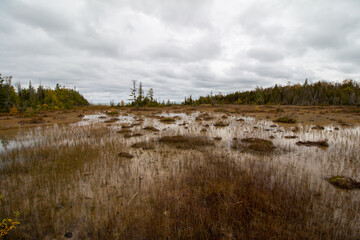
[138,82,144,102]
[147,88,154,102]
[129,80,137,104]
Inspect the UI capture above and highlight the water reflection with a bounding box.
[1,111,360,183]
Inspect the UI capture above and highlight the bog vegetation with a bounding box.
[1,74,360,239]
[1,108,359,239]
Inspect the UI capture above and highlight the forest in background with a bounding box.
[184,79,360,106]
[0,74,89,113]
[2,73,360,113]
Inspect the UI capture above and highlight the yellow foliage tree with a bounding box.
[9,105,18,116]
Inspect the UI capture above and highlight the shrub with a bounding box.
[0,195,20,238]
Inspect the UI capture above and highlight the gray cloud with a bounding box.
[247,47,284,62]
[0,0,359,103]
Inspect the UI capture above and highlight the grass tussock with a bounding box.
[296,141,329,148]
[213,121,229,127]
[159,135,214,149]
[118,152,134,158]
[327,176,360,190]
[131,141,155,149]
[232,138,275,153]
[143,126,160,132]
[104,118,119,123]
[275,116,297,123]
[159,117,176,123]
[116,129,132,134]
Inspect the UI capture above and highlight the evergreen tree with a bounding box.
[138,82,144,102]
[147,88,154,102]
[129,80,137,104]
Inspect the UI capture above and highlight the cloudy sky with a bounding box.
[0,0,359,103]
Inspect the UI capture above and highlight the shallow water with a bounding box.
[2,111,359,182]
[1,110,360,237]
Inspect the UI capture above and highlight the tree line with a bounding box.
[120,80,175,107]
[183,79,360,106]
[0,74,89,113]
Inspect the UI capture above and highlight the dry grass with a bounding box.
[18,117,45,125]
[159,135,214,149]
[232,138,275,153]
[275,116,297,123]
[116,129,132,134]
[131,141,155,149]
[143,126,160,132]
[296,141,329,148]
[159,117,176,123]
[1,107,360,239]
[213,121,229,127]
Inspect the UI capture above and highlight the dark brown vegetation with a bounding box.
[104,118,119,123]
[296,141,329,148]
[159,117,176,123]
[213,121,229,127]
[131,141,155,149]
[143,126,160,131]
[118,152,134,159]
[159,135,214,149]
[327,176,360,190]
[275,116,297,123]
[124,133,143,138]
[196,113,214,121]
[312,125,325,130]
[116,129,132,134]
[232,138,275,153]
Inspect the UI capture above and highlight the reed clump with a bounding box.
[159,135,214,149]
[296,141,329,148]
[232,138,275,153]
[275,116,297,123]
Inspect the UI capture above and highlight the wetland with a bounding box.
[1,105,360,239]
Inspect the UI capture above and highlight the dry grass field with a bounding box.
[1,105,360,239]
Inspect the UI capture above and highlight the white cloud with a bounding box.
[0,0,359,103]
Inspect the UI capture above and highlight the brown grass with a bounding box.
[213,121,229,127]
[143,126,160,132]
[113,153,346,239]
[116,129,132,134]
[18,117,45,125]
[1,106,360,239]
[118,152,134,158]
[159,135,214,149]
[131,141,155,150]
[232,138,275,153]
[275,116,297,123]
[296,141,329,148]
[159,117,176,123]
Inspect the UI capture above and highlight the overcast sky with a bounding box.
[1,0,359,103]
